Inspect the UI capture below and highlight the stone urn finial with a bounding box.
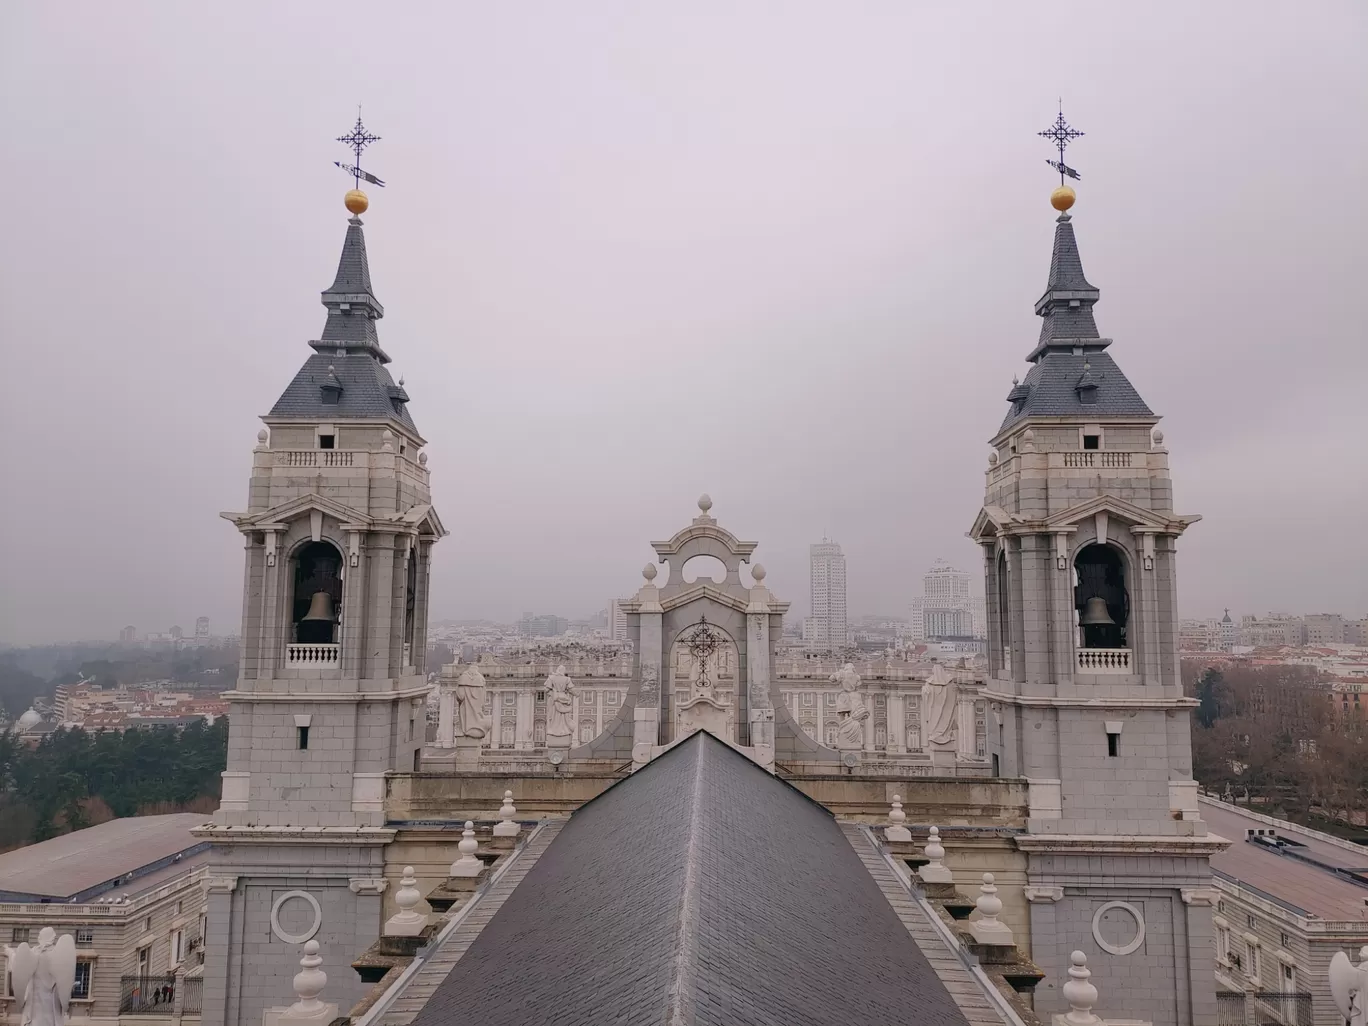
[290,940,327,1016]
[885,795,912,842]
[1061,950,1101,1025]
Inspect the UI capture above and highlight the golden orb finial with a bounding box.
[344,189,369,215]
[1050,185,1076,212]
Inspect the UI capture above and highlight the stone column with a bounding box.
[340,530,367,678]
[258,529,285,678]
[746,608,773,750]
[515,690,535,749]
[886,693,906,753]
[633,566,664,765]
[956,693,976,760]
[863,693,876,752]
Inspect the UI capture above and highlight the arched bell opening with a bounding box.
[403,544,418,655]
[1074,544,1129,650]
[995,549,1010,674]
[292,541,343,645]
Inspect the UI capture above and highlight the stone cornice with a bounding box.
[221,684,431,703]
[191,824,397,845]
[982,689,1199,710]
[1014,834,1231,857]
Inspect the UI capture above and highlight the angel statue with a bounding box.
[1331,945,1368,1026]
[4,928,77,1026]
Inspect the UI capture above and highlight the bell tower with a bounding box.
[969,169,1224,1026]
[198,165,446,1026]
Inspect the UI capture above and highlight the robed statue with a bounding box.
[4,928,77,1026]
[454,664,492,740]
[921,662,960,748]
[831,663,868,751]
[543,664,577,747]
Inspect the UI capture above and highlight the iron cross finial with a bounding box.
[335,108,385,190]
[1039,103,1083,185]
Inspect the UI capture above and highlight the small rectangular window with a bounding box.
[11,928,30,943]
[75,929,94,947]
[1107,731,1120,757]
[1083,434,1100,450]
[297,725,310,750]
[72,962,92,1000]
[1279,932,1289,948]
[318,434,335,449]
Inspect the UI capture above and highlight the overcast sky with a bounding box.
[2,3,1365,645]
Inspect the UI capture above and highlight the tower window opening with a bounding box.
[293,542,343,645]
[297,725,310,750]
[1074,544,1129,650]
[1107,731,1119,757]
[1083,434,1100,450]
[318,434,335,449]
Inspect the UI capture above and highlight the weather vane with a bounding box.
[334,107,386,190]
[1039,101,1083,185]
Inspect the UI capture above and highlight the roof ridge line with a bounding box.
[665,738,707,1026]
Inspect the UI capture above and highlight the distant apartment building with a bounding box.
[518,612,568,638]
[194,617,210,645]
[1303,613,1346,646]
[807,540,848,652]
[119,625,137,645]
[609,599,631,642]
[909,560,978,641]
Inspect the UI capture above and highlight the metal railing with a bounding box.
[1077,647,1131,673]
[181,977,204,1015]
[119,975,178,1015]
[285,643,340,667]
[1216,990,1314,1026]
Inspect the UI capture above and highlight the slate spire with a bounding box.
[312,215,390,363]
[1027,211,1109,362]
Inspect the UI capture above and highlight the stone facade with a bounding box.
[195,211,444,1026]
[969,208,1224,1026]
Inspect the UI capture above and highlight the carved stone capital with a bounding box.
[1180,887,1218,906]
[202,874,239,895]
[1024,885,1065,903]
[349,877,388,896]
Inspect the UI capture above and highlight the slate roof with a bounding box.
[267,216,419,433]
[998,212,1154,433]
[408,732,970,1026]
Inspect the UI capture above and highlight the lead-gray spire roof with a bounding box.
[999,210,1153,433]
[267,216,418,432]
[407,731,971,1026]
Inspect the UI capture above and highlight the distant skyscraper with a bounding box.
[170,625,184,641]
[808,540,848,652]
[195,616,211,644]
[119,625,136,645]
[912,560,976,641]
[609,599,631,642]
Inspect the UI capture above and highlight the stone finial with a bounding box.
[255,428,269,449]
[418,451,428,466]
[917,826,954,884]
[642,563,658,582]
[493,790,519,838]
[449,821,482,878]
[384,867,429,937]
[1151,427,1167,452]
[1060,950,1101,1025]
[970,873,1014,945]
[381,429,394,453]
[750,563,766,582]
[697,493,713,516]
[1021,428,1036,452]
[885,795,912,842]
[288,940,328,1016]
[988,450,998,466]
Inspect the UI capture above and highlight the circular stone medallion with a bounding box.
[270,889,323,945]
[1091,900,1145,956]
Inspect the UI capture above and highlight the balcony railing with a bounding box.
[1063,451,1134,469]
[1077,647,1131,673]
[276,450,356,467]
[286,643,340,667]
[120,975,178,1015]
[1217,991,1313,1026]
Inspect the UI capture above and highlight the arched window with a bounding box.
[996,549,1010,671]
[1074,544,1129,649]
[292,542,343,644]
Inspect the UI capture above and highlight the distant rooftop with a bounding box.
[0,813,208,902]
[1201,799,1368,921]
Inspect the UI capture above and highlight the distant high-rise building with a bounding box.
[808,540,847,652]
[609,599,631,642]
[119,625,136,645]
[518,613,567,638]
[170,625,184,641]
[912,560,977,640]
[195,616,211,644]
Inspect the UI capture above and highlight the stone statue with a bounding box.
[831,663,868,751]
[1331,946,1368,1026]
[4,928,77,1026]
[543,664,577,748]
[453,664,492,740]
[921,662,960,748]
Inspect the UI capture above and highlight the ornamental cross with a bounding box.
[685,616,722,689]
[1039,102,1083,184]
[335,107,386,188]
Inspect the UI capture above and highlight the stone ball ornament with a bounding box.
[697,493,713,514]
[642,563,658,582]
[750,563,766,582]
[345,189,369,215]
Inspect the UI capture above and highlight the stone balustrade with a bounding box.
[286,643,341,667]
[1076,647,1130,673]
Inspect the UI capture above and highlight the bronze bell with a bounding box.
[301,591,335,622]
[1079,596,1115,626]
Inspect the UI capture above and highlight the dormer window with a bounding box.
[318,434,335,450]
[1083,434,1100,450]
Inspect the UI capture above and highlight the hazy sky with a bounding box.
[3,3,1366,644]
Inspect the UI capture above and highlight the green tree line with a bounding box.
[0,718,228,850]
